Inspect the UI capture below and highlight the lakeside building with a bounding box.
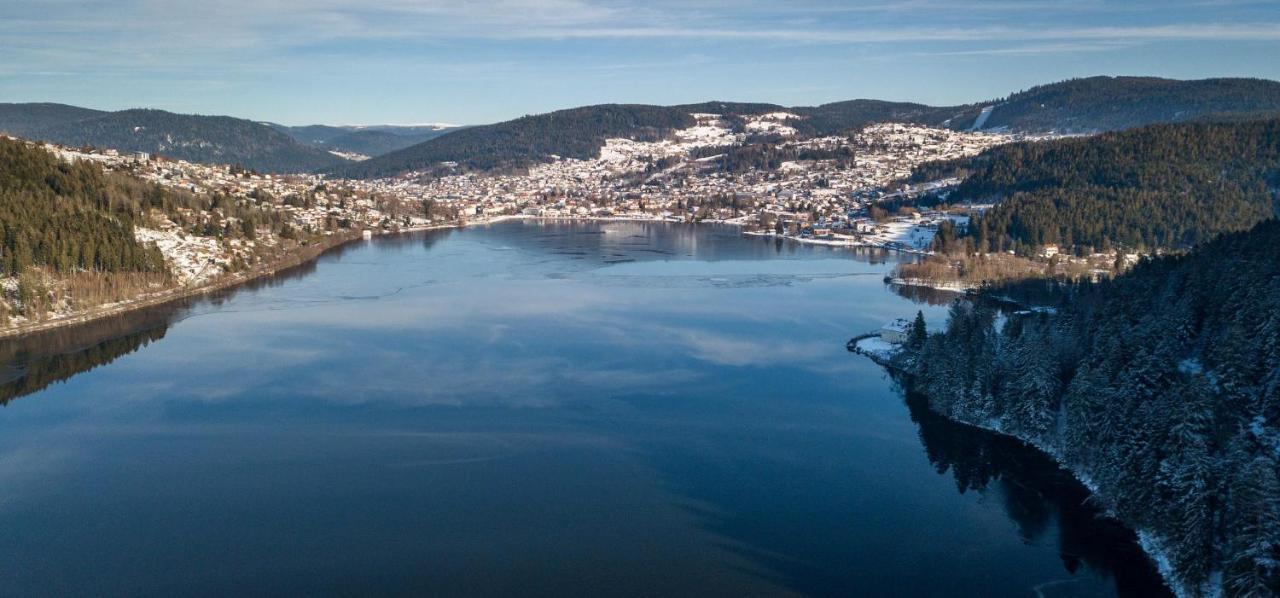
[879,319,912,344]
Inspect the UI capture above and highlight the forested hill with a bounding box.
[899,218,1280,596]
[331,76,1280,179]
[0,105,345,173]
[672,99,961,134]
[329,104,697,178]
[794,99,961,135]
[0,137,165,276]
[975,76,1280,133]
[318,130,427,157]
[24,109,345,173]
[267,123,462,158]
[331,100,973,178]
[0,103,107,136]
[8,76,1276,178]
[915,118,1280,253]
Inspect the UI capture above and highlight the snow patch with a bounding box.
[135,227,229,285]
[329,150,371,162]
[856,336,899,359]
[744,112,800,136]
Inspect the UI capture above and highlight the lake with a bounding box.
[0,221,1167,596]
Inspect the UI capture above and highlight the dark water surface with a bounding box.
[0,221,1167,597]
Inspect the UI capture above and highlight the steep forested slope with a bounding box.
[915,119,1280,253]
[0,137,165,276]
[900,219,1280,595]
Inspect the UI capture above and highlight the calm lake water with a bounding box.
[0,221,1167,597]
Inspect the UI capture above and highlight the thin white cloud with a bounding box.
[912,41,1143,57]
[493,23,1280,43]
[5,1,1280,48]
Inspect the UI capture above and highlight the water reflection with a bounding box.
[0,312,171,406]
[0,237,370,407]
[887,281,965,306]
[479,219,900,266]
[0,221,1169,596]
[902,388,1171,597]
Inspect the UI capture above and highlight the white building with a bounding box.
[879,318,912,344]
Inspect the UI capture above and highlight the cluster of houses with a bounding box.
[34,140,430,283]
[44,141,426,234]
[350,121,1022,236]
[24,116,1040,249]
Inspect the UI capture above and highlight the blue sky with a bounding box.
[2,0,1278,126]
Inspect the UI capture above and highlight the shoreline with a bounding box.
[742,230,931,253]
[2,212,1183,593]
[944,409,1191,598]
[853,347,1189,598]
[0,230,366,341]
[0,218,477,341]
[0,215,926,341]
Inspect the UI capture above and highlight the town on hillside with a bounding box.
[13,114,1058,294]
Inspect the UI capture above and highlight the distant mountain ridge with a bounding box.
[0,104,344,173]
[333,76,1280,179]
[330,104,696,178]
[5,76,1279,177]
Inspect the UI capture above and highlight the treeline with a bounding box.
[914,119,1280,254]
[898,219,1280,595]
[0,137,310,279]
[333,105,696,178]
[0,137,166,276]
